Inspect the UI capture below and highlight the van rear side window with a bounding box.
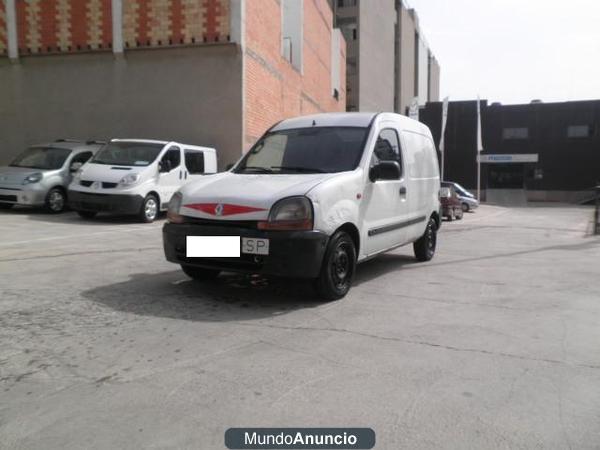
[185,150,205,174]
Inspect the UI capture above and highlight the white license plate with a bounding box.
[242,237,269,255]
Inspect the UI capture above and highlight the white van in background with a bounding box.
[68,139,217,222]
[163,113,441,300]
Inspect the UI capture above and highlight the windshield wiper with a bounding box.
[237,166,274,173]
[271,166,327,173]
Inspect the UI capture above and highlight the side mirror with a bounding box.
[69,162,83,172]
[159,160,172,173]
[369,161,401,182]
[225,163,234,171]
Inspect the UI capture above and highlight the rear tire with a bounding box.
[462,202,469,212]
[181,265,221,281]
[414,217,438,262]
[77,210,97,219]
[0,203,14,210]
[139,194,159,223]
[456,208,464,220]
[315,231,356,301]
[45,187,66,213]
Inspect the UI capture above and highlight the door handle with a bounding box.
[399,186,407,195]
[185,171,188,179]
[179,171,182,180]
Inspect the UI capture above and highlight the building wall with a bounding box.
[243,0,346,150]
[419,100,600,200]
[357,0,395,112]
[0,45,243,167]
[428,55,440,102]
[396,5,417,115]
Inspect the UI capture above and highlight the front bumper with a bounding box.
[0,186,46,206]
[68,190,144,214]
[163,221,329,278]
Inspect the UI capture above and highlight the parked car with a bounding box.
[163,112,441,300]
[0,139,102,213]
[442,181,479,212]
[440,185,463,221]
[68,139,217,223]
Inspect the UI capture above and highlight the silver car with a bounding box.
[0,140,103,213]
[442,181,479,212]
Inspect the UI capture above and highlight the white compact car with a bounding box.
[163,113,441,300]
[68,139,217,222]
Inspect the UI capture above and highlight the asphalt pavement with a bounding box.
[1,204,599,449]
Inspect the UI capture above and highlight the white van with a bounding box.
[68,139,217,222]
[163,113,440,299]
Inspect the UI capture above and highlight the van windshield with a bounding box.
[91,142,164,166]
[235,127,369,174]
[10,147,72,170]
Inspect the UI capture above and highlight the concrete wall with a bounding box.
[396,5,417,115]
[243,0,346,149]
[416,35,429,105]
[0,45,243,168]
[428,54,440,102]
[357,0,395,112]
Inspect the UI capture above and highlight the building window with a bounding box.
[281,0,303,71]
[567,125,590,138]
[340,24,357,42]
[338,0,357,7]
[502,127,529,140]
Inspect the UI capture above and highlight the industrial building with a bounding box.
[0,0,346,168]
[331,0,440,113]
[420,99,600,203]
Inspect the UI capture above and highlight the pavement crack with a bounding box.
[236,322,600,370]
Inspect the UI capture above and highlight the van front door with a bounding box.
[157,146,182,206]
[362,126,410,256]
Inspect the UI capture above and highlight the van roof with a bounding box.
[272,112,378,131]
[111,139,216,152]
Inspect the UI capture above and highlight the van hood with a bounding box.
[0,166,49,186]
[179,172,334,219]
[78,162,149,183]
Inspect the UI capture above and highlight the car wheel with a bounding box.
[456,208,464,220]
[315,231,356,301]
[462,202,469,212]
[77,210,98,219]
[414,217,438,262]
[139,194,159,223]
[181,265,221,281]
[45,187,66,213]
[0,203,14,210]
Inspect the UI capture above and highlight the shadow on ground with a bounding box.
[83,271,325,322]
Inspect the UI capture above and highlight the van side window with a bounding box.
[373,129,403,175]
[71,151,93,165]
[161,147,180,171]
[185,150,205,174]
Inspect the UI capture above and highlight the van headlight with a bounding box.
[119,173,140,186]
[258,196,313,230]
[167,192,184,224]
[23,173,43,185]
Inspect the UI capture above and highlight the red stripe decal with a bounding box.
[184,203,267,216]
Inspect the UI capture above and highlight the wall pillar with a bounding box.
[111,0,123,54]
[5,0,18,60]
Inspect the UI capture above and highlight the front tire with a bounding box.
[0,203,14,210]
[462,202,469,212]
[315,231,356,301]
[139,194,159,223]
[45,187,66,213]
[414,217,438,262]
[181,265,221,281]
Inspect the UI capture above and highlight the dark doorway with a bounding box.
[487,164,525,189]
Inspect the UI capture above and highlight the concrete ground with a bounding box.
[0,205,599,450]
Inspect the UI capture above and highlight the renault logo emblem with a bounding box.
[214,204,224,216]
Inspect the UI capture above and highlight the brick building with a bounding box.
[0,0,346,167]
